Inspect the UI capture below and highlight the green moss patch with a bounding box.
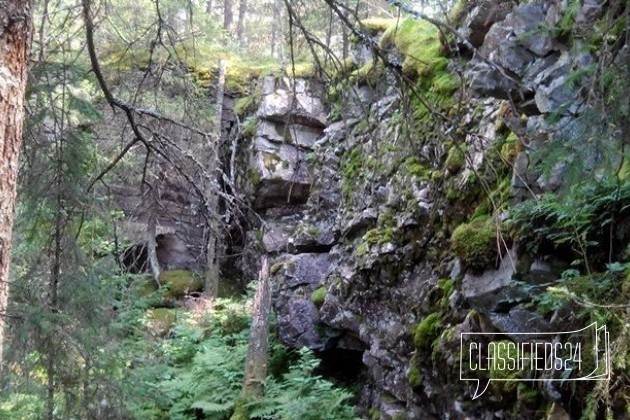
[360,18,397,35]
[284,62,317,78]
[378,18,460,128]
[235,95,259,117]
[311,286,327,308]
[445,146,465,173]
[159,270,204,298]
[241,116,258,137]
[489,340,520,392]
[381,18,447,78]
[413,312,441,350]
[403,156,431,180]
[349,60,385,85]
[438,278,456,308]
[408,363,422,388]
[500,132,523,163]
[451,216,498,270]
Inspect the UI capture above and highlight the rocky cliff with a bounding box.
[230,1,630,418]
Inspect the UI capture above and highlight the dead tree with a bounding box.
[232,256,271,419]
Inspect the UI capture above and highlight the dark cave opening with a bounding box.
[314,348,365,388]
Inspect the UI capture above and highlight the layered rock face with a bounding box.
[232,1,629,418]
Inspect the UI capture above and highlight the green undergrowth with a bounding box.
[507,179,630,270]
[0,273,357,419]
[107,289,356,419]
[505,176,630,415]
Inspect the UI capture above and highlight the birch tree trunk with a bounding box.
[0,0,34,369]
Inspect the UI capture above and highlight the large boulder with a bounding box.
[249,137,313,209]
[273,253,334,349]
[257,77,327,128]
[257,119,323,149]
[458,0,513,48]
[461,249,525,311]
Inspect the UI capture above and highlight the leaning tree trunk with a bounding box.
[0,0,34,369]
[232,257,271,419]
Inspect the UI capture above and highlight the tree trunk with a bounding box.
[232,257,271,419]
[270,0,281,58]
[242,256,271,396]
[147,210,161,285]
[223,0,233,35]
[342,9,349,60]
[46,132,64,420]
[204,59,226,299]
[0,0,34,369]
[236,0,248,50]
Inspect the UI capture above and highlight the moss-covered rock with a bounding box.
[445,146,465,173]
[349,60,385,85]
[403,156,431,180]
[451,216,498,270]
[413,312,441,350]
[500,132,523,163]
[359,18,396,35]
[380,18,447,78]
[489,340,520,392]
[438,278,456,308]
[235,96,259,117]
[159,270,204,298]
[284,62,316,78]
